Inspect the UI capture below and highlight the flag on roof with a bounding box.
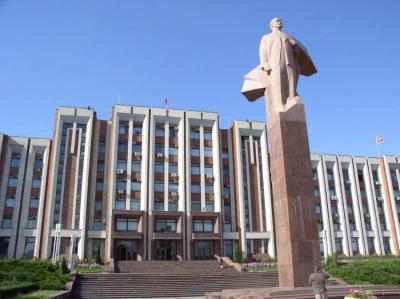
[376,137,384,143]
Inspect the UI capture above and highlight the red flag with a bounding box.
[376,137,384,144]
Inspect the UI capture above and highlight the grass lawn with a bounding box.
[243,266,278,272]
[324,255,400,285]
[11,290,64,299]
[74,266,104,273]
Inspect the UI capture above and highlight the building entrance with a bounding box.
[116,239,137,261]
[194,240,214,260]
[155,240,176,260]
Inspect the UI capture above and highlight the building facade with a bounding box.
[0,105,399,263]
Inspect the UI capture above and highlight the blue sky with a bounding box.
[0,0,399,156]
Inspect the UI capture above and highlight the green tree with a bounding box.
[59,257,70,274]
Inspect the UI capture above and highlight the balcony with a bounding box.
[113,231,143,239]
[192,232,220,240]
[153,231,183,240]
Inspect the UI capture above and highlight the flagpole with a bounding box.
[376,142,380,157]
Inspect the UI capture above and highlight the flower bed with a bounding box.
[344,287,376,298]
[242,262,277,272]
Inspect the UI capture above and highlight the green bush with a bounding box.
[323,256,400,286]
[0,282,38,298]
[233,245,241,263]
[59,257,70,274]
[95,244,102,265]
[0,259,71,292]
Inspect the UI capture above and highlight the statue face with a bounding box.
[269,17,283,30]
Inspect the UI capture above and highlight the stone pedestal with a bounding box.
[267,102,320,287]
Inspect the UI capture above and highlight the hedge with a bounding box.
[0,282,38,298]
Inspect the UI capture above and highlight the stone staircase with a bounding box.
[71,260,279,298]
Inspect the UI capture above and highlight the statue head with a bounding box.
[269,17,283,31]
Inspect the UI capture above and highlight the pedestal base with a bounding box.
[268,102,320,287]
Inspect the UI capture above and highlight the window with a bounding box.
[27,217,37,229]
[390,170,398,183]
[132,144,142,153]
[8,177,18,188]
[169,147,178,156]
[133,126,142,136]
[358,170,364,182]
[154,182,164,192]
[349,221,356,231]
[169,183,178,192]
[191,184,200,193]
[169,127,178,138]
[117,160,127,171]
[11,156,20,168]
[34,158,43,169]
[205,167,213,176]
[329,188,336,197]
[131,182,141,191]
[313,187,320,197]
[317,222,323,231]
[155,144,164,154]
[204,147,213,157]
[333,222,341,231]
[312,169,318,180]
[194,220,213,232]
[191,201,201,212]
[96,181,104,192]
[223,187,230,198]
[169,164,178,174]
[5,197,15,208]
[116,180,126,190]
[204,131,212,140]
[319,238,324,255]
[191,165,200,175]
[93,219,103,230]
[116,218,138,231]
[155,219,177,232]
[205,185,214,194]
[223,168,229,177]
[24,237,35,258]
[115,200,126,210]
[2,217,12,228]
[345,187,352,198]
[367,237,375,254]
[119,125,129,135]
[205,202,214,212]
[132,162,141,172]
[327,169,334,181]
[190,129,200,140]
[95,201,102,211]
[155,163,164,173]
[365,222,371,231]
[155,126,165,137]
[380,222,387,231]
[130,200,140,210]
[98,143,106,153]
[331,202,338,214]
[335,238,343,254]
[342,168,349,181]
[168,201,178,211]
[221,150,229,160]
[154,201,164,211]
[191,147,199,157]
[97,162,104,172]
[347,204,353,214]
[315,204,321,214]
[118,143,128,153]
[383,237,390,254]
[351,238,359,254]
[362,205,369,214]
[32,178,42,188]
[30,197,39,208]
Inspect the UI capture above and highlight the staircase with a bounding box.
[71,260,279,298]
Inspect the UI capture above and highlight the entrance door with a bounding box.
[194,240,214,260]
[155,240,176,260]
[116,240,137,261]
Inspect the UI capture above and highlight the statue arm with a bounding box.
[259,36,270,71]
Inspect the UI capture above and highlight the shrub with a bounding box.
[233,244,241,263]
[0,282,38,298]
[95,244,102,265]
[59,257,70,274]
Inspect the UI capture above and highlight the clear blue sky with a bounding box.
[0,0,399,157]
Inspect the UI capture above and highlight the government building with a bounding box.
[0,105,399,263]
